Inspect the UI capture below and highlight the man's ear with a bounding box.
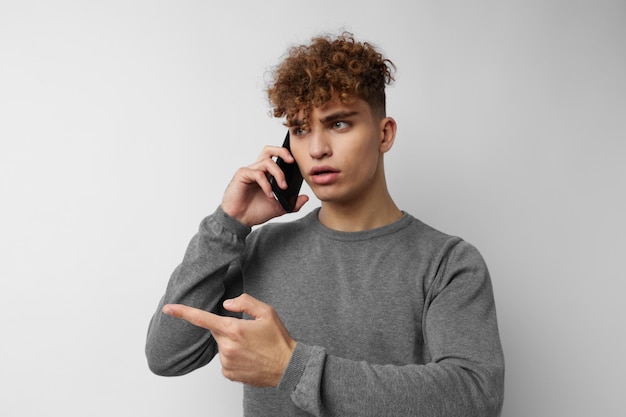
[379,117,397,153]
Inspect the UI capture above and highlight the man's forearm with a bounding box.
[145,207,250,375]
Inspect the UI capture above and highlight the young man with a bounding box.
[146,33,505,416]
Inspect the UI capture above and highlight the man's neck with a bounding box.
[317,191,402,232]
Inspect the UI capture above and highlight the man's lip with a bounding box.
[309,166,340,185]
[309,166,339,175]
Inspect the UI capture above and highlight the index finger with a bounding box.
[256,145,294,163]
[162,304,227,334]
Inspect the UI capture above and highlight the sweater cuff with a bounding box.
[210,205,252,239]
[277,342,310,393]
[277,343,326,415]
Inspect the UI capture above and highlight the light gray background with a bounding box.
[1,1,624,416]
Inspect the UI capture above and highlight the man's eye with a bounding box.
[333,121,349,129]
[293,127,308,136]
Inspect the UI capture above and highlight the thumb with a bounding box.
[223,293,269,319]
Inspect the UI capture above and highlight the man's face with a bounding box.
[288,97,392,206]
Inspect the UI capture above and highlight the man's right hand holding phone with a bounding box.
[220,145,308,228]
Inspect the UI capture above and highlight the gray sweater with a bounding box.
[146,207,504,416]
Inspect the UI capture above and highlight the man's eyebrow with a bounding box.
[288,119,305,127]
[287,110,359,128]
[320,110,359,124]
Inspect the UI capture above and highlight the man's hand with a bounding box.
[221,145,309,227]
[162,294,296,387]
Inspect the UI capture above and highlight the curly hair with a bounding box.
[267,32,395,126]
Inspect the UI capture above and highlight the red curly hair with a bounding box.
[267,32,395,127]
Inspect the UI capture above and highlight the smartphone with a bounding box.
[269,132,303,212]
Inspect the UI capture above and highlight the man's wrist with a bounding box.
[276,342,311,392]
[214,205,252,236]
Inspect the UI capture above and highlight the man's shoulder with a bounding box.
[400,212,463,248]
[399,213,490,278]
[247,210,317,244]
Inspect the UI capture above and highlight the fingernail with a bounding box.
[223,299,233,307]
[162,305,173,316]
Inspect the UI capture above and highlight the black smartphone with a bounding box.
[269,132,303,212]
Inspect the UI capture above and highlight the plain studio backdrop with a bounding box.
[1,1,624,416]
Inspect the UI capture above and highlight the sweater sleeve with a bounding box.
[145,206,251,376]
[277,241,505,417]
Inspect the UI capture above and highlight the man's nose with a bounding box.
[309,129,332,159]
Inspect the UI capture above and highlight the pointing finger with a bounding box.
[162,304,226,333]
